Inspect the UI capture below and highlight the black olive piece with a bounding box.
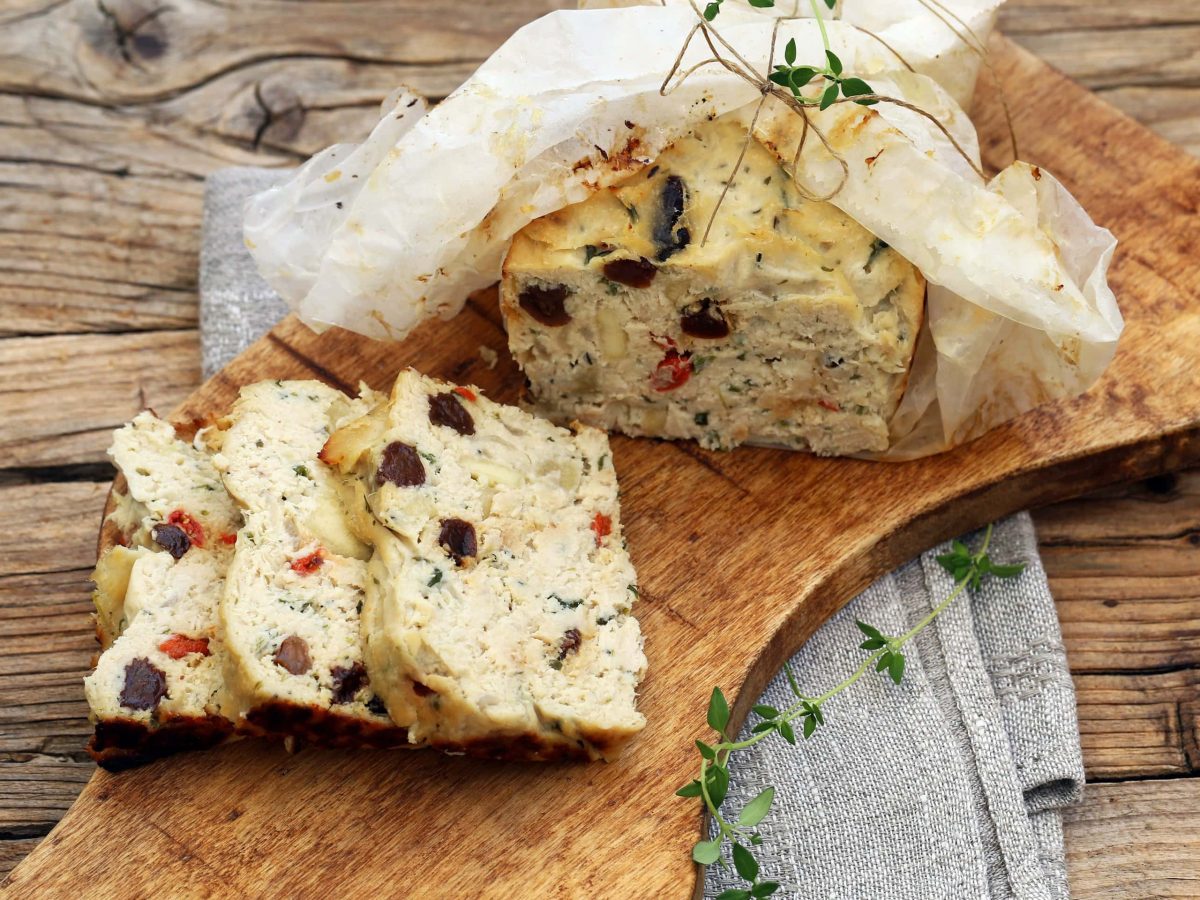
[438,518,478,566]
[680,298,730,340]
[119,657,167,710]
[603,257,657,288]
[377,441,425,487]
[518,285,572,326]
[428,392,475,435]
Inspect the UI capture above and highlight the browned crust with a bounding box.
[243,700,410,750]
[427,725,633,763]
[430,733,594,763]
[88,713,234,772]
[97,472,129,560]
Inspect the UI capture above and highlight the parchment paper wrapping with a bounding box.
[244,0,1122,458]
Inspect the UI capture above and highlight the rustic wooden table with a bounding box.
[1,0,1197,894]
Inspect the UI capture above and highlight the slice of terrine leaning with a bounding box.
[322,369,646,761]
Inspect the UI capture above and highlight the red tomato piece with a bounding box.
[158,634,210,660]
[219,532,238,545]
[650,348,692,393]
[166,510,206,548]
[290,549,325,575]
[591,513,613,546]
[453,386,476,402]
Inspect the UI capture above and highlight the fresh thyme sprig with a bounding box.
[666,0,990,219]
[677,524,1026,898]
[703,0,876,111]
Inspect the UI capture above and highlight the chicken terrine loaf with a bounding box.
[500,117,926,456]
[86,413,241,770]
[210,380,406,747]
[321,369,646,760]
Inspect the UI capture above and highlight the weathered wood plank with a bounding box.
[0,758,92,830]
[0,566,106,873]
[0,65,453,336]
[1075,670,1200,779]
[0,0,559,337]
[0,331,199,467]
[1102,86,1200,159]
[1064,779,1200,897]
[1002,0,1200,32]
[0,484,109,578]
[0,0,566,104]
[1012,25,1200,90]
[1035,470,1200,672]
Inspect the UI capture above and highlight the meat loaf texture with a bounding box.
[85,413,241,770]
[105,411,241,552]
[500,117,926,456]
[85,551,235,770]
[211,380,406,747]
[322,369,646,761]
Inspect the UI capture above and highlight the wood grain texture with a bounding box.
[0,331,199,467]
[1001,0,1200,158]
[4,33,1200,897]
[1035,470,1200,673]
[1065,779,1200,897]
[1002,0,1200,31]
[0,484,109,578]
[1103,87,1200,159]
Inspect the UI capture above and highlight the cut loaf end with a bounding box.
[501,117,925,456]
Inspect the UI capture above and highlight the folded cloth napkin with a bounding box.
[201,168,1085,900]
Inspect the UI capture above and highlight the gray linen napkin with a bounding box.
[201,169,1085,900]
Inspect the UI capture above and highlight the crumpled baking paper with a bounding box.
[244,0,1122,458]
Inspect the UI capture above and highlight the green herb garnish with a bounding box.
[678,524,1025,896]
[584,244,614,264]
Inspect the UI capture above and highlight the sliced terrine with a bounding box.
[210,380,405,747]
[85,413,240,770]
[500,117,926,456]
[321,369,646,760]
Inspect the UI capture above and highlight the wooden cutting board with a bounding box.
[7,34,1200,900]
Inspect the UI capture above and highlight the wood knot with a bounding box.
[249,82,305,151]
[91,1,170,67]
[1144,473,1178,495]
